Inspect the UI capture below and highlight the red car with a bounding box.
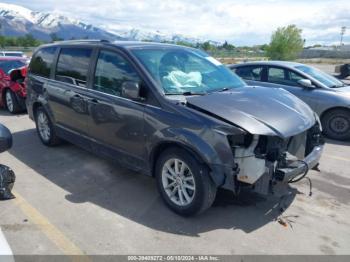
[0,57,28,114]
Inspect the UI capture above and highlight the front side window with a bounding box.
[94,50,140,96]
[55,48,92,87]
[287,70,305,87]
[235,66,263,81]
[131,48,245,95]
[30,47,57,78]
[295,65,345,88]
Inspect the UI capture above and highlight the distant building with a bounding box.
[300,45,350,59]
[340,45,350,52]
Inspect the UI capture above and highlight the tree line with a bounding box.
[0,34,43,47]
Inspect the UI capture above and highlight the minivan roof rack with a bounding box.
[54,39,110,43]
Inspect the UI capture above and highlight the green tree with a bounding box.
[175,41,195,47]
[221,41,235,51]
[266,25,304,60]
[200,41,215,51]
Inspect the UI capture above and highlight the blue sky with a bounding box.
[2,0,350,45]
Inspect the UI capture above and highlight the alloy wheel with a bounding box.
[5,91,14,112]
[161,158,196,206]
[37,111,51,142]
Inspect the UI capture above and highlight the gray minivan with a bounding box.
[26,40,324,216]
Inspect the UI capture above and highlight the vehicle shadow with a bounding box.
[0,108,27,117]
[324,138,350,146]
[8,128,297,236]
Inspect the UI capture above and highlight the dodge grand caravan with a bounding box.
[26,40,324,216]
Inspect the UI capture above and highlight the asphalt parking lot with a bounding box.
[1,66,350,256]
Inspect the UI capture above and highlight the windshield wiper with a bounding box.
[330,84,346,88]
[211,87,233,93]
[218,87,230,92]
[165,91,206,96]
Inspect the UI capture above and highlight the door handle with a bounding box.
[89,98,99,104]
[73,94,83,99]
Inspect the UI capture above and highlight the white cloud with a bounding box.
[2,0,350,45]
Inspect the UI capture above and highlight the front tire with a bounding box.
[5,89,21,114]
[322,109,350,141]
[35,107,61,146]
[155,148,217,216]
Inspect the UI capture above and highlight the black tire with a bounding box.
[34,107,62,146]
[322,109,350,141]
[5,89,21,114]
[155,147,217,216]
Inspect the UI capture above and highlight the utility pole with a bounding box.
[340,26,346,48]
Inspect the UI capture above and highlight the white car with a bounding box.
[0,51,27,58]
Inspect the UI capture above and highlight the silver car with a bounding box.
[230,61,350,141]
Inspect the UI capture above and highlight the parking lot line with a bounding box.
[12,190,89,260]
[0,228,14,261]
[323,154,350,163]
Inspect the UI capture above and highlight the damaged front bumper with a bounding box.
[275,144,324,183]
[225,124,325,195]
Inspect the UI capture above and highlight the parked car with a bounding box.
[0,51,27,58]
[0,57,28,114]
[26,40,324,216]
[230,61,350,141]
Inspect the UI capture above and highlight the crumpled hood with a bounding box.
[186,86,316,138]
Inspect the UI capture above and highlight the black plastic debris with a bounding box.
[0,164,15,200]
[0,123,15,200]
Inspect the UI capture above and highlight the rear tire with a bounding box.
[322,109,350,141]
[34,107,62,146]
[155,147,217,216]
[5,89,21,114]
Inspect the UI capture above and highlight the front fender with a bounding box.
[147,127,235,186]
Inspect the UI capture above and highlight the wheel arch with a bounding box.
[150,141,208,178]
[32,101,43,118]
[0,87,9,106]
[320,106,350,121]
[149,138,227,187]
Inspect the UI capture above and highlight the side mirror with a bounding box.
[298,79,315,89]
[0,124,12,153]
[121,81,144,101]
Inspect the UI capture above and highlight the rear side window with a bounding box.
[235,66,263,81]
[30,47,57,78]
[268,67,286,84]
[55,48,92,87]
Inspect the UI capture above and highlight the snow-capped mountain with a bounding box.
[0,3,122,41]
[0,3,208,44]
[114,28,202,44]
